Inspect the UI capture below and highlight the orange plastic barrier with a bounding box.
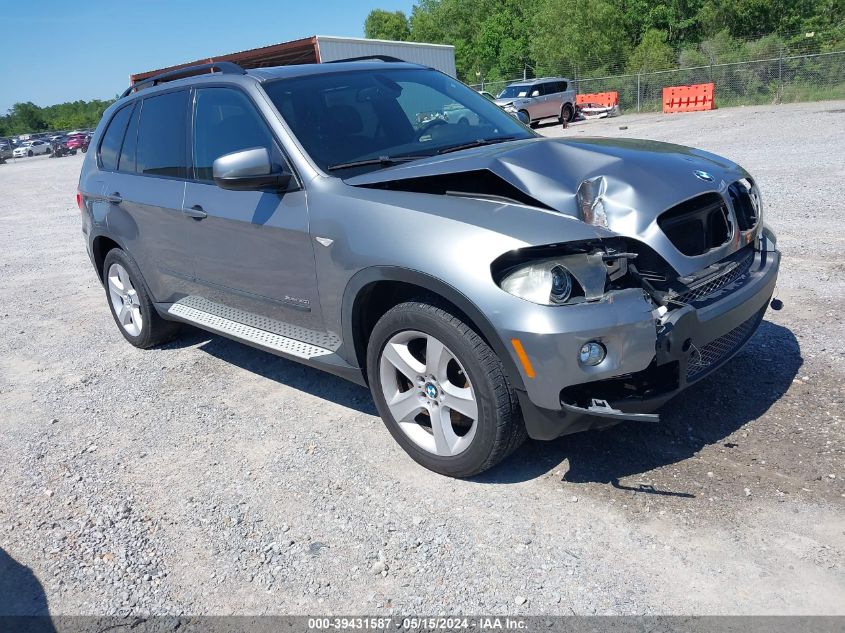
[576,92,619,108]
[662,83,715,113]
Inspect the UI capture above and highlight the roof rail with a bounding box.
[325,55,406,64]
[121,61,246,98]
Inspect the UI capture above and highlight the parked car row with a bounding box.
[0,132,90,161]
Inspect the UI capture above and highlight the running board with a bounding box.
[167,302,333,360]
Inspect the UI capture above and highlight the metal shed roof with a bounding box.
[130,36,456,84]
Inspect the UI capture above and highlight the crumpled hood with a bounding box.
[345,137,748,231]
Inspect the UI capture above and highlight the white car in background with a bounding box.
[13,139,51,157]
[442,102,480,126]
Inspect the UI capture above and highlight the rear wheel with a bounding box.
[103,249,181,348]
[560,103,575,124]
[367,300,525,477]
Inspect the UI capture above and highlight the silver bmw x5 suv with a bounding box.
[78,58,779,477]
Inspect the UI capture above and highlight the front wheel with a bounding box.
[81,146,87,153]
[367,300,525,477]
[27,150,33,157]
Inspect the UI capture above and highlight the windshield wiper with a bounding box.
[436,136,517,155]
[327,155,431,171]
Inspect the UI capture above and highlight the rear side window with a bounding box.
[192,88,277,181]
[99,104,133,171]
[542,82,561,96]
[118,103,139,173]
[137,90,189,178]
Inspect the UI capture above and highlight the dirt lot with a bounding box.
[1,101,843,617]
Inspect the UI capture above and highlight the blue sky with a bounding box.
[0,0,416,113]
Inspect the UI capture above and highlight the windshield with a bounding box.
[497,85,531,99]
[263,67,533,175]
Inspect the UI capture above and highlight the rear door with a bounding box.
[181,86,321,332]
[99,91,194,302]
[541,82,561,118]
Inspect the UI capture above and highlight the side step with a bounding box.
[167,302,333,360]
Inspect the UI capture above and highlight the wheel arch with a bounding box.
[91,234,124,282]
[341,266,525,391]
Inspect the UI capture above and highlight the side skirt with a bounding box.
[157,298,367,386]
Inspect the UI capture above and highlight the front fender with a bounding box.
[340,266,526,391]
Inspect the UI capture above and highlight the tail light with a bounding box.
[76,190,83,212]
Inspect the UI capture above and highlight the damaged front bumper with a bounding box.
[511,242,780,440]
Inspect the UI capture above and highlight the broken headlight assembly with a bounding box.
[495,244,632,306]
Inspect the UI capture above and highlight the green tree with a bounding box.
[530,0,629,77]
[364,0,841,88]
[7,102,49,133]
[627,29,677,72]
[621,0,705,46]
[0,98,114,135]
[364,9,410,41]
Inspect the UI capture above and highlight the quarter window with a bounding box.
[118,103,139,173]
[136,90,189,178]
[542,82,561,96]
[192,88,277,181]
[99,104,133,171]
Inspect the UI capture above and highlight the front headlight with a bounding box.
[499,253,609,306]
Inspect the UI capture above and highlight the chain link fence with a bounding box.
[471,50,845,112]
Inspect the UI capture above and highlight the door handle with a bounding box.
[106,192,122,204]
[183,204,207,220]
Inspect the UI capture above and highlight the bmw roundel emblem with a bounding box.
[694,170,714,182]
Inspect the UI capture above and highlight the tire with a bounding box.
[518,110,532,127]
[560,103,574,124]
[102,248,181,349]
[27,150,33,157]
[81,146,87,153]
[367,299,526,477]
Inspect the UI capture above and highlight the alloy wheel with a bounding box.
[379,330,478,456]
[107,263,143,336]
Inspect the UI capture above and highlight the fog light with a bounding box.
[579,341,606,366]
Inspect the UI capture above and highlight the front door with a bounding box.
[181,86,322,333]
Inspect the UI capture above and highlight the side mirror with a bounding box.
[212,147,292,191]
[516,110,530,125]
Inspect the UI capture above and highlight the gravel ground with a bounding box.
[1,101,843,617]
